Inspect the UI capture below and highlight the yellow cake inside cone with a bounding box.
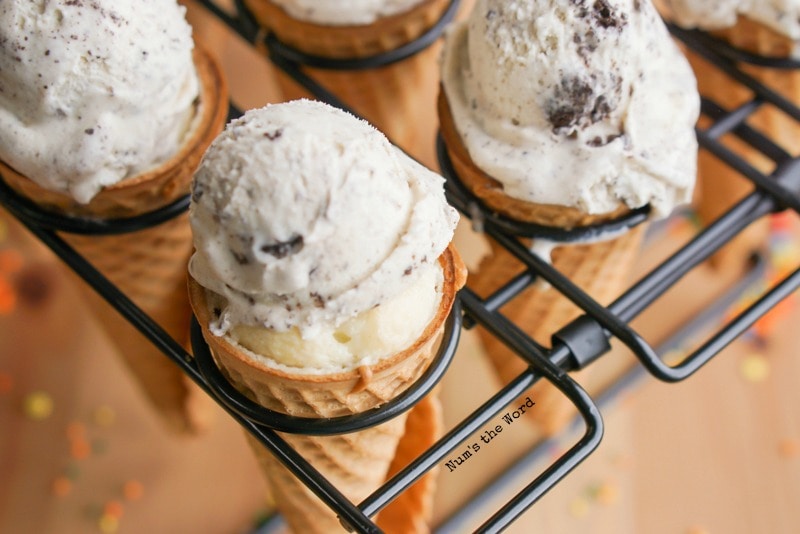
[186,100,465,532]
[241,0,452,167]
[0,41,229,434]
[189,246,465,532]
[437,0,699,435]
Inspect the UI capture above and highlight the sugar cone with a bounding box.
[438,91,645,436]
[0,44,229,434]
[242,0,452,167]
[687,16,798,274]
[188,245,466,533]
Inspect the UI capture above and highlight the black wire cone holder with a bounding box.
[1,1,800,532]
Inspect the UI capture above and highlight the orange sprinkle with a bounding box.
[0,249,23,274]
[103,500,124,519]
[66,421,87,442]
[779,438,800,458]
[0,372,12,394]
[594,482,619,506]
[51,477,72,497]
[70,439,91,460]
[0,277,17,315]
[122,480,144,501]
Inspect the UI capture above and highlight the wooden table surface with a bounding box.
[2,3,799,533]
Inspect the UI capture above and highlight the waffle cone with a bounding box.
[689,16,797,273]
[188,245,466,532]
[243,0,452,167]
[439,91,645,435]
[0,44,229,434]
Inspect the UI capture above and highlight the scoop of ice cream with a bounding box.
[189,100,458,351]
[0,0,199,204]
[662,0,800,39]
[441,0,700,218]
[267,0,425,25]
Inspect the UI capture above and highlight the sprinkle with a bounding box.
[97,513,119,533]
[0,276,17,315]
[122,480,144,501]
[0,372,13,394]
[661,349,685,367]
[70,439,91,460]
[92,405,116,427]
[51,476,72,497]
[91,438,108,455]
[778,438,800,458]
[740,354,770,383]
[593,482,619,506]
[568,496,590,518]
[64,462,81,480]
[23,391,54,420]
[66,421,86,441]
[103,500,124,519]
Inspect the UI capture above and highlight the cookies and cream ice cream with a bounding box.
[266,0,426,25]
[441,0,700,218]
[662,0,800,39]
[0,0,199,204]
[189,100,459,371]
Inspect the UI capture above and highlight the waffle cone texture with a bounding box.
[688,16,797,272]
[0,43,230,434]
[439,91,645,435]
[189,245,466,533]
[243,0,452,166]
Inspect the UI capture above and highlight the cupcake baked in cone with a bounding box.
[439,0,699,435]
[660,1,800,274]
[187,100,465,532]
[0,0,229,434]
[242,0,453,166]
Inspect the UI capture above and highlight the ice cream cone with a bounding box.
[688,15,797,273]
[439,91,645,436]
[0,44,229,434]
[242,0,451,167]
[189,245,465,533]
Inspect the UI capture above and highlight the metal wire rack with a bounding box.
[2,1,799,532]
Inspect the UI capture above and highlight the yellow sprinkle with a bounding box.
[23,391,54,420]
[97,513,119,534]
[92,405,116,427]
[740,354,770,383]
[568,496,590,518]
[662,349,685,367]
[594,482,619,506]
